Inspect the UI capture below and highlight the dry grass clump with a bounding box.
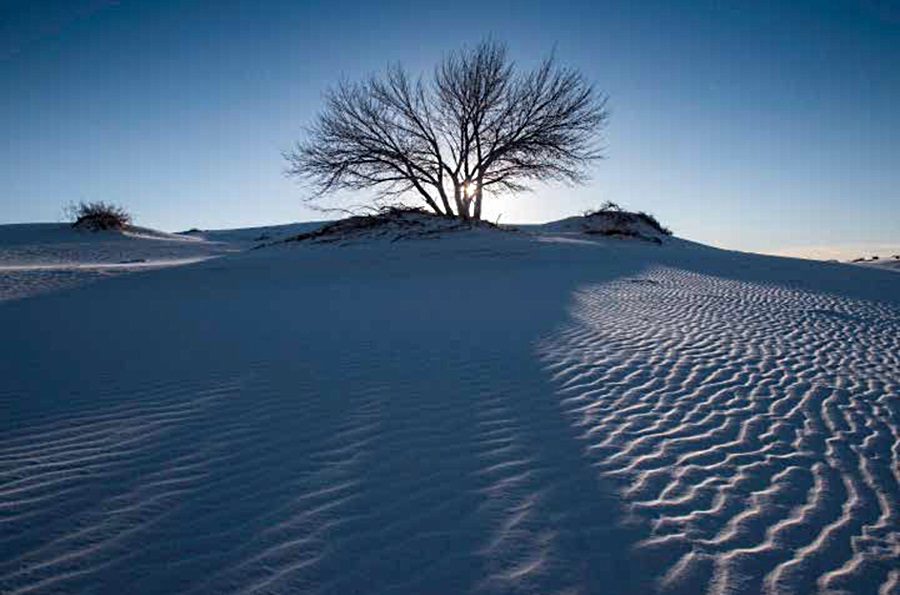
[575,200,673,244]
[583,201,672,237]
[66,201,133,231]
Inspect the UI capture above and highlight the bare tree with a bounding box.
[285,40,609,221]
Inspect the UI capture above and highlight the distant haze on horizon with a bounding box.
[2,0,898,260]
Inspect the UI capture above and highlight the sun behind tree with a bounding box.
[285,39,609,221]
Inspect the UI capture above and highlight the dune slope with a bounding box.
[1,225,898,594]
[0,224,236,302]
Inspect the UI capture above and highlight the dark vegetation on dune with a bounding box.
[278,202,674,247]
[852,254,900,263]
[66,201,133,232]
[283,206,506,245]
[583,201,673,236]
[577,201,673,244]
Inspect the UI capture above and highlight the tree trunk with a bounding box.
[453,184,468,220]
[437,186,454,217]
[473,176,484,221]
[422,195,443,215]
[410,177,443,215]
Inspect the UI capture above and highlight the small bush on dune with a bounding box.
[582,201,673,238]
[635,211,673,236]
[595,200,624,213]
[65,201,132,231]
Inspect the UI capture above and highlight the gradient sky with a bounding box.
[2,0,898,258]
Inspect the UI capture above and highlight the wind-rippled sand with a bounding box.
[541,268,900,594]
[1,224,898,594]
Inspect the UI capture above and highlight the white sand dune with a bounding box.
[857,259,900,273]
[540,268,900,594]
[0,221,898,594]
[0,223,240,302]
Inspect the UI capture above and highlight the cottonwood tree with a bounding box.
[285,40,608,221]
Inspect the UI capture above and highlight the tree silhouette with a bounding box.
[285,40,608,221]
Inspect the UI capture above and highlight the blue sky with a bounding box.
[2,0,898,258]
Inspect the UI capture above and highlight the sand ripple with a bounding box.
[540,268,900,594]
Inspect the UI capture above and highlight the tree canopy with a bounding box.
[286,40,609,221]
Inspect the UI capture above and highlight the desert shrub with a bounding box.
[583,202,673,237]
[66,201,132,231]
[635,211,673,236]
[599,200,623,212]
[583,200,623,218]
